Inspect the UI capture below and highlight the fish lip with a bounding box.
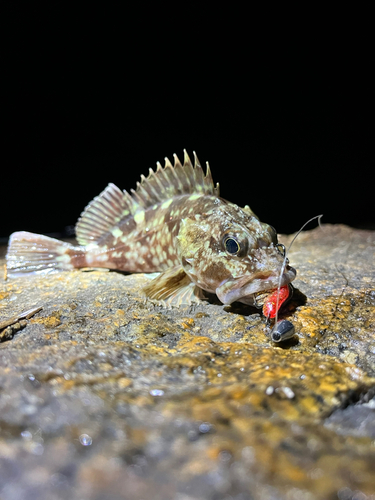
[216,266,296,305]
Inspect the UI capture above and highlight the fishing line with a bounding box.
[271,214,323,341]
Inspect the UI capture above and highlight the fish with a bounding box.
[6,150,297,311]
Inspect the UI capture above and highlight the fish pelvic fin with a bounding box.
[6,231,81,276]
[143,265,205,306]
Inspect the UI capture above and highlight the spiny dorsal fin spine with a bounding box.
[168,156,183,192]
[123,189,136,209]
[158,161,179,196]
[144,170,162,201]
[183,150,193,168]
[182,150,195,191]
[193,151,201,168]
[173,153,182,168]
[192,151,205,188]
[136,179,151,202]
[205,161,213,194]
[164,157,173,168]
[205,161,219,196]
[130,185,144,206]
[157,157,183,196]
[153,163,168,194]
[173,153,192,193]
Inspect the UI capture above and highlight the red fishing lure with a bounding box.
[262,285,290,319]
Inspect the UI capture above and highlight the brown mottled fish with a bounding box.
[6,151,296,308]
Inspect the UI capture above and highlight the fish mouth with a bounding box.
[215,266,296,305]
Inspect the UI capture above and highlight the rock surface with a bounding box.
[0,224,375,500]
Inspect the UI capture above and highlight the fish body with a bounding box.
[6,151,296,308]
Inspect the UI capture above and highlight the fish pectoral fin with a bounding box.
[143,266,205,306]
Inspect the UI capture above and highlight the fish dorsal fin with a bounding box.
[75,183,137,246]
[75,151,219,246]
[131,150,220,208]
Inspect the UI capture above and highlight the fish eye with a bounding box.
[224,237,240,254]
[276,243,286,257]
[222,232,249,257]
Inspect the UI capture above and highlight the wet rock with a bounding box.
[0,224,375,500]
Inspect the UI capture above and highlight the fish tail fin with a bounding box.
[6,231,81,275]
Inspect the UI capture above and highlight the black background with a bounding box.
[2,6,373,242]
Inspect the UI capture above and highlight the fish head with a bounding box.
[176,202,296,305]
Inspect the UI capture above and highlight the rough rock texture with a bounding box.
[0,224,374,500]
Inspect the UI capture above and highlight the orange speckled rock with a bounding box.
[0,225,375,500]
